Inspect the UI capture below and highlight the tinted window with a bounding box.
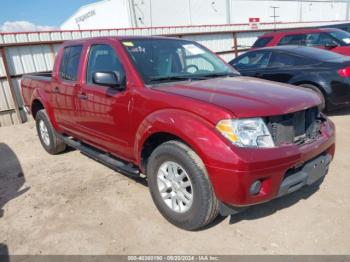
[292,46,345,61]
[59,47,70,80]
[252,37,273,48]
[59,45,83,81]
[232,51,271,70]
[329,29,350,45]
[86,44,125,85]
[305,33,338,46]
[278,34,306,46]
[269,52,298,67]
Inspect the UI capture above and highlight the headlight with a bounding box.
[216,118,275,148]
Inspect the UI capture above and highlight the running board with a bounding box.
[57,134,140,177]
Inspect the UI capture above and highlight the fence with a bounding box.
[0,20,348,126]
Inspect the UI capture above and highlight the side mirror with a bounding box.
[324,42,338,49]
[92,71,124,89]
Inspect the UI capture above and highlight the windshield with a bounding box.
[121,38,237,84]
[329,30,350,46]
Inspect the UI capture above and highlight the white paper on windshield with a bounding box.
[343,38,350,44]
[183,44,205,55]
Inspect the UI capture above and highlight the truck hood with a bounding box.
[154,76,321,118]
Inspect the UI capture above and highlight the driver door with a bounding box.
[77,43,132,157]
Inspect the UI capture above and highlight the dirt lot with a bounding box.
[1,109,350,255]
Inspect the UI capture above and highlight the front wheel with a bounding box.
[147,140,219,230]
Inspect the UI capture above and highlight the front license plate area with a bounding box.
[304,154,332,185]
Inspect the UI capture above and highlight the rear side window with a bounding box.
[278,34,306,46]
[59,45,83,81]
[268,52,304,67]
[252,37,273,48]
[232,51,271,70]
[305,33,339,47]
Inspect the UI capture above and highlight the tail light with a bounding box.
[338,66,350,77]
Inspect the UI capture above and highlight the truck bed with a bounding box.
[22,71,52,81]
[21,71,52,111]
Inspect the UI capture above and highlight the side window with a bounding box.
[305,33,338,46]
[86,44,124,85]
[59,47,70,80]
[59,45,83,81]
[252,37,273,48]
[232,51,271,70]
[278,34,306,46]
[268,52,297,67]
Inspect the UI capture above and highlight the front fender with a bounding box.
[134,109,239,170]
[32,88,62,132]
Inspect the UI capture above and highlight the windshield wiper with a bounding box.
[149,75,205,83]
[148,72,238,83]
[197,72,238,78]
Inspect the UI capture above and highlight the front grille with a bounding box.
[266,107,324,146]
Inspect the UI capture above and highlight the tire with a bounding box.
[299,84,326,112]
[147,140,219,230]
[35,109,66,155]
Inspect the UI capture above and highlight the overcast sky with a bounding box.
[0,0,98,32]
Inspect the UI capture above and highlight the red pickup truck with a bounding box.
[21,36,335,230]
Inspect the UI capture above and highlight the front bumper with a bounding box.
[207,119,335,207]
[277,153,331,198]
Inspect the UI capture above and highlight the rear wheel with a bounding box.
[299,84,326,111]
[147,140,219,230]
[36,109,66,154]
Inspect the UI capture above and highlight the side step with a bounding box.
[57,134,140,177]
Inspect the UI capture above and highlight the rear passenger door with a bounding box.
[257,51,302,83]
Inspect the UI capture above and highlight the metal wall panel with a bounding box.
[218,53,235,62]
[236,31,266,49]
[6,45,54,75]
[0,79,17,126]
[0,52,5,77]
[182,33,234,52]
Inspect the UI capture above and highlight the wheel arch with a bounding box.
[135,109,236,174]
[140,132,189,173]
[31,99,44,119]
[292,80,328,96]
[30,89,61,132]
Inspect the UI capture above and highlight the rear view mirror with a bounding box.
[92,71,124,89]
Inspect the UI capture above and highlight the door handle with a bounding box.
[53,87,60,93]
[78,92,92,100]
[78,93,88,100]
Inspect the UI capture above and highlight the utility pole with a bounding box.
[226,0,231,24]
[188,0,192,25]
[270,6,280,31]
[347,0,350,20]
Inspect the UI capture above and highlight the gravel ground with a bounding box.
[0,109,350,255]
